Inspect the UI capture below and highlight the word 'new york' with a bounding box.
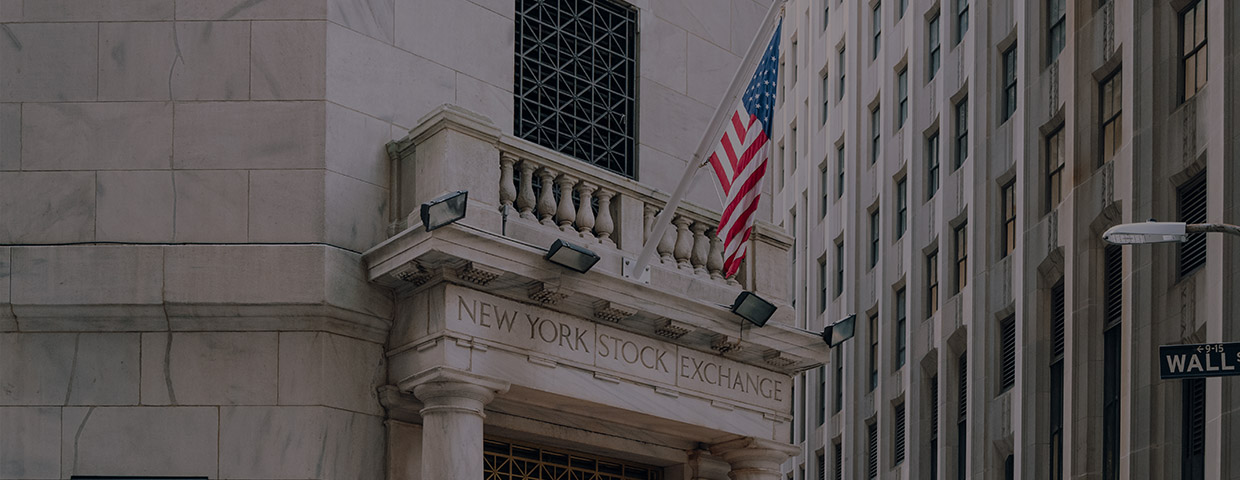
[458,297,590,353]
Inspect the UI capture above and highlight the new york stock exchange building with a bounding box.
[0,1,825,480]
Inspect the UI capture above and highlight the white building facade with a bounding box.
[0,1,828,480]
[771,0,1240,479]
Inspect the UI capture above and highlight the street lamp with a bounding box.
[1102,221,1240,245]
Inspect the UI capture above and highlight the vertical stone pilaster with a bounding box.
[710,437,800,480]
[402,367,510,480]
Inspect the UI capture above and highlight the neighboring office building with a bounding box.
[771,0,1239,479]
[0,1,826,480]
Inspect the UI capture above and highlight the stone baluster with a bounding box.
[673,215,693,270]
[536,167,557,226]
[516,160,538,220]
[690,221,710,275]
[709,437,800,480]
[555,174,577,232]
[643,204,658,243]
[498,153,517,213]
[575,181,597,239]
[595,189,616,247]
[707,228,724,280]
[657,212,676,264]
[406,368,510,480]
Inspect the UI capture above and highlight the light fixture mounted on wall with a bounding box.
[420,190,469,232]
[731,291,777,327]
[545,239,600,273]
[820,314,857,347]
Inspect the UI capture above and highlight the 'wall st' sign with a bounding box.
[1159,343,1240,379]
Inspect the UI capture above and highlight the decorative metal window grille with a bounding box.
[894,402,906,465]
[818,451,827,480]
[515,0,637,178]
[957,352,967,480]
[1178,171,1207,276]
[484,438,660,480]
[867,422,879,478]
[958,352,967,419]
[1182,378,1206,479]
[1051,281,1065,359]
[930,377,939,480]
[1104,244,1123,328]
[999,315,1016,391]
[834,441,844,480]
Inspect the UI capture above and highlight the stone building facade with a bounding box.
[0,1,827,480]
[771,0,1240,479]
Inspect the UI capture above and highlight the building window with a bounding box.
[1101,70,1123,164]
[515,0,636,178]
[818,365,827,426]
[1001,181,1016,257]
[955,0,969,45]
[1178,171,1207,276]
[1181,0,1207,101]
[821,165,830,217]
[1048,0,1065,62]
[929,13,941,80]
[929,376,939,480]
[954,223,967,293]
[871,106,881,164]
[897,68,908,128]
[895,177,907,239]
[1050,281,1065,480]
[819,257,829,313]
[834,441,844,480]
[823,1,830,29]
[899,0,908,18]
[873,3,882,60]
[895,288,906,368]
[817,450,827,480]
[837,143,846,199]
[822,72,831,125]
[1102,244,1122,480]
[927,250,939,317]
[1001,45,1017,122]
[954,97,968,168]
[867,421,879,478]
[869,313,879,391]
[956,352,967,480]
[835,241,845,297]
[1182,378,1206,480]
[998,315,1016,392]
[484,438,659,480]
[870,210,881,268]
[927,133,940,197]
[1046,126,1065,211]
[1005,455,1015,480]
[894,402,906,465]
[833,344,844,413]
[838,47,847,100]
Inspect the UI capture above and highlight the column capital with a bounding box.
[709,437,800,480]
[687,449,731,480]
[401,367,510,418]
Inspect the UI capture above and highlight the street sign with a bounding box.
[1159,342,1240,379]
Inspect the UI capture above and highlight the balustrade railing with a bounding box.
[496,140,740,285]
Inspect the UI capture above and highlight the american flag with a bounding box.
[707,24,781,278]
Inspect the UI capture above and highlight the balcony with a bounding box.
[362,105,821,378]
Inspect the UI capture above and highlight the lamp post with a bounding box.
[1102,221,1240,245]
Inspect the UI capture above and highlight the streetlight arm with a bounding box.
[1186,223,1240,237]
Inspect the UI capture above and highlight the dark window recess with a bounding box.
[834,441,844,480]
[818,451,827,480]
[894,402,906,465]
[957,352,967,480]
[999,316,1016,391]
[485,439,660,480]
[1104,244,1123,328]
[818,365,827,425]
[1004,455,1015,480]
[1102,244,1122,480]
[1182,378,1206,480]
[833,345,844,412]
[515,0,637,178]
[930,377,939,480]
[1178,171,1207,276]
[1051,282,1065,359]
[868,422,879,478]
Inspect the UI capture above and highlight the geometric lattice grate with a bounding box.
[516,0,637,178]
[484,438,660,480]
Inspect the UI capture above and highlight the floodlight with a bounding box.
[731,291,777,327]
[420,190,468,232]
[545,239,600,273]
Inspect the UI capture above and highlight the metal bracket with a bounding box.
[622,257,651,284]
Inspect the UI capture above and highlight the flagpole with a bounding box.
[626,0,787,279]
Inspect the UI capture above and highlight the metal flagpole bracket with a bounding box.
[622,257,651,284]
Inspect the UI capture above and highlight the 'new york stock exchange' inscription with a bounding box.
[446,285,788,411]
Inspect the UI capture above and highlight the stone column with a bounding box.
[404,367,510,480]
[710,437,800,480]
[687,449,731,480]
